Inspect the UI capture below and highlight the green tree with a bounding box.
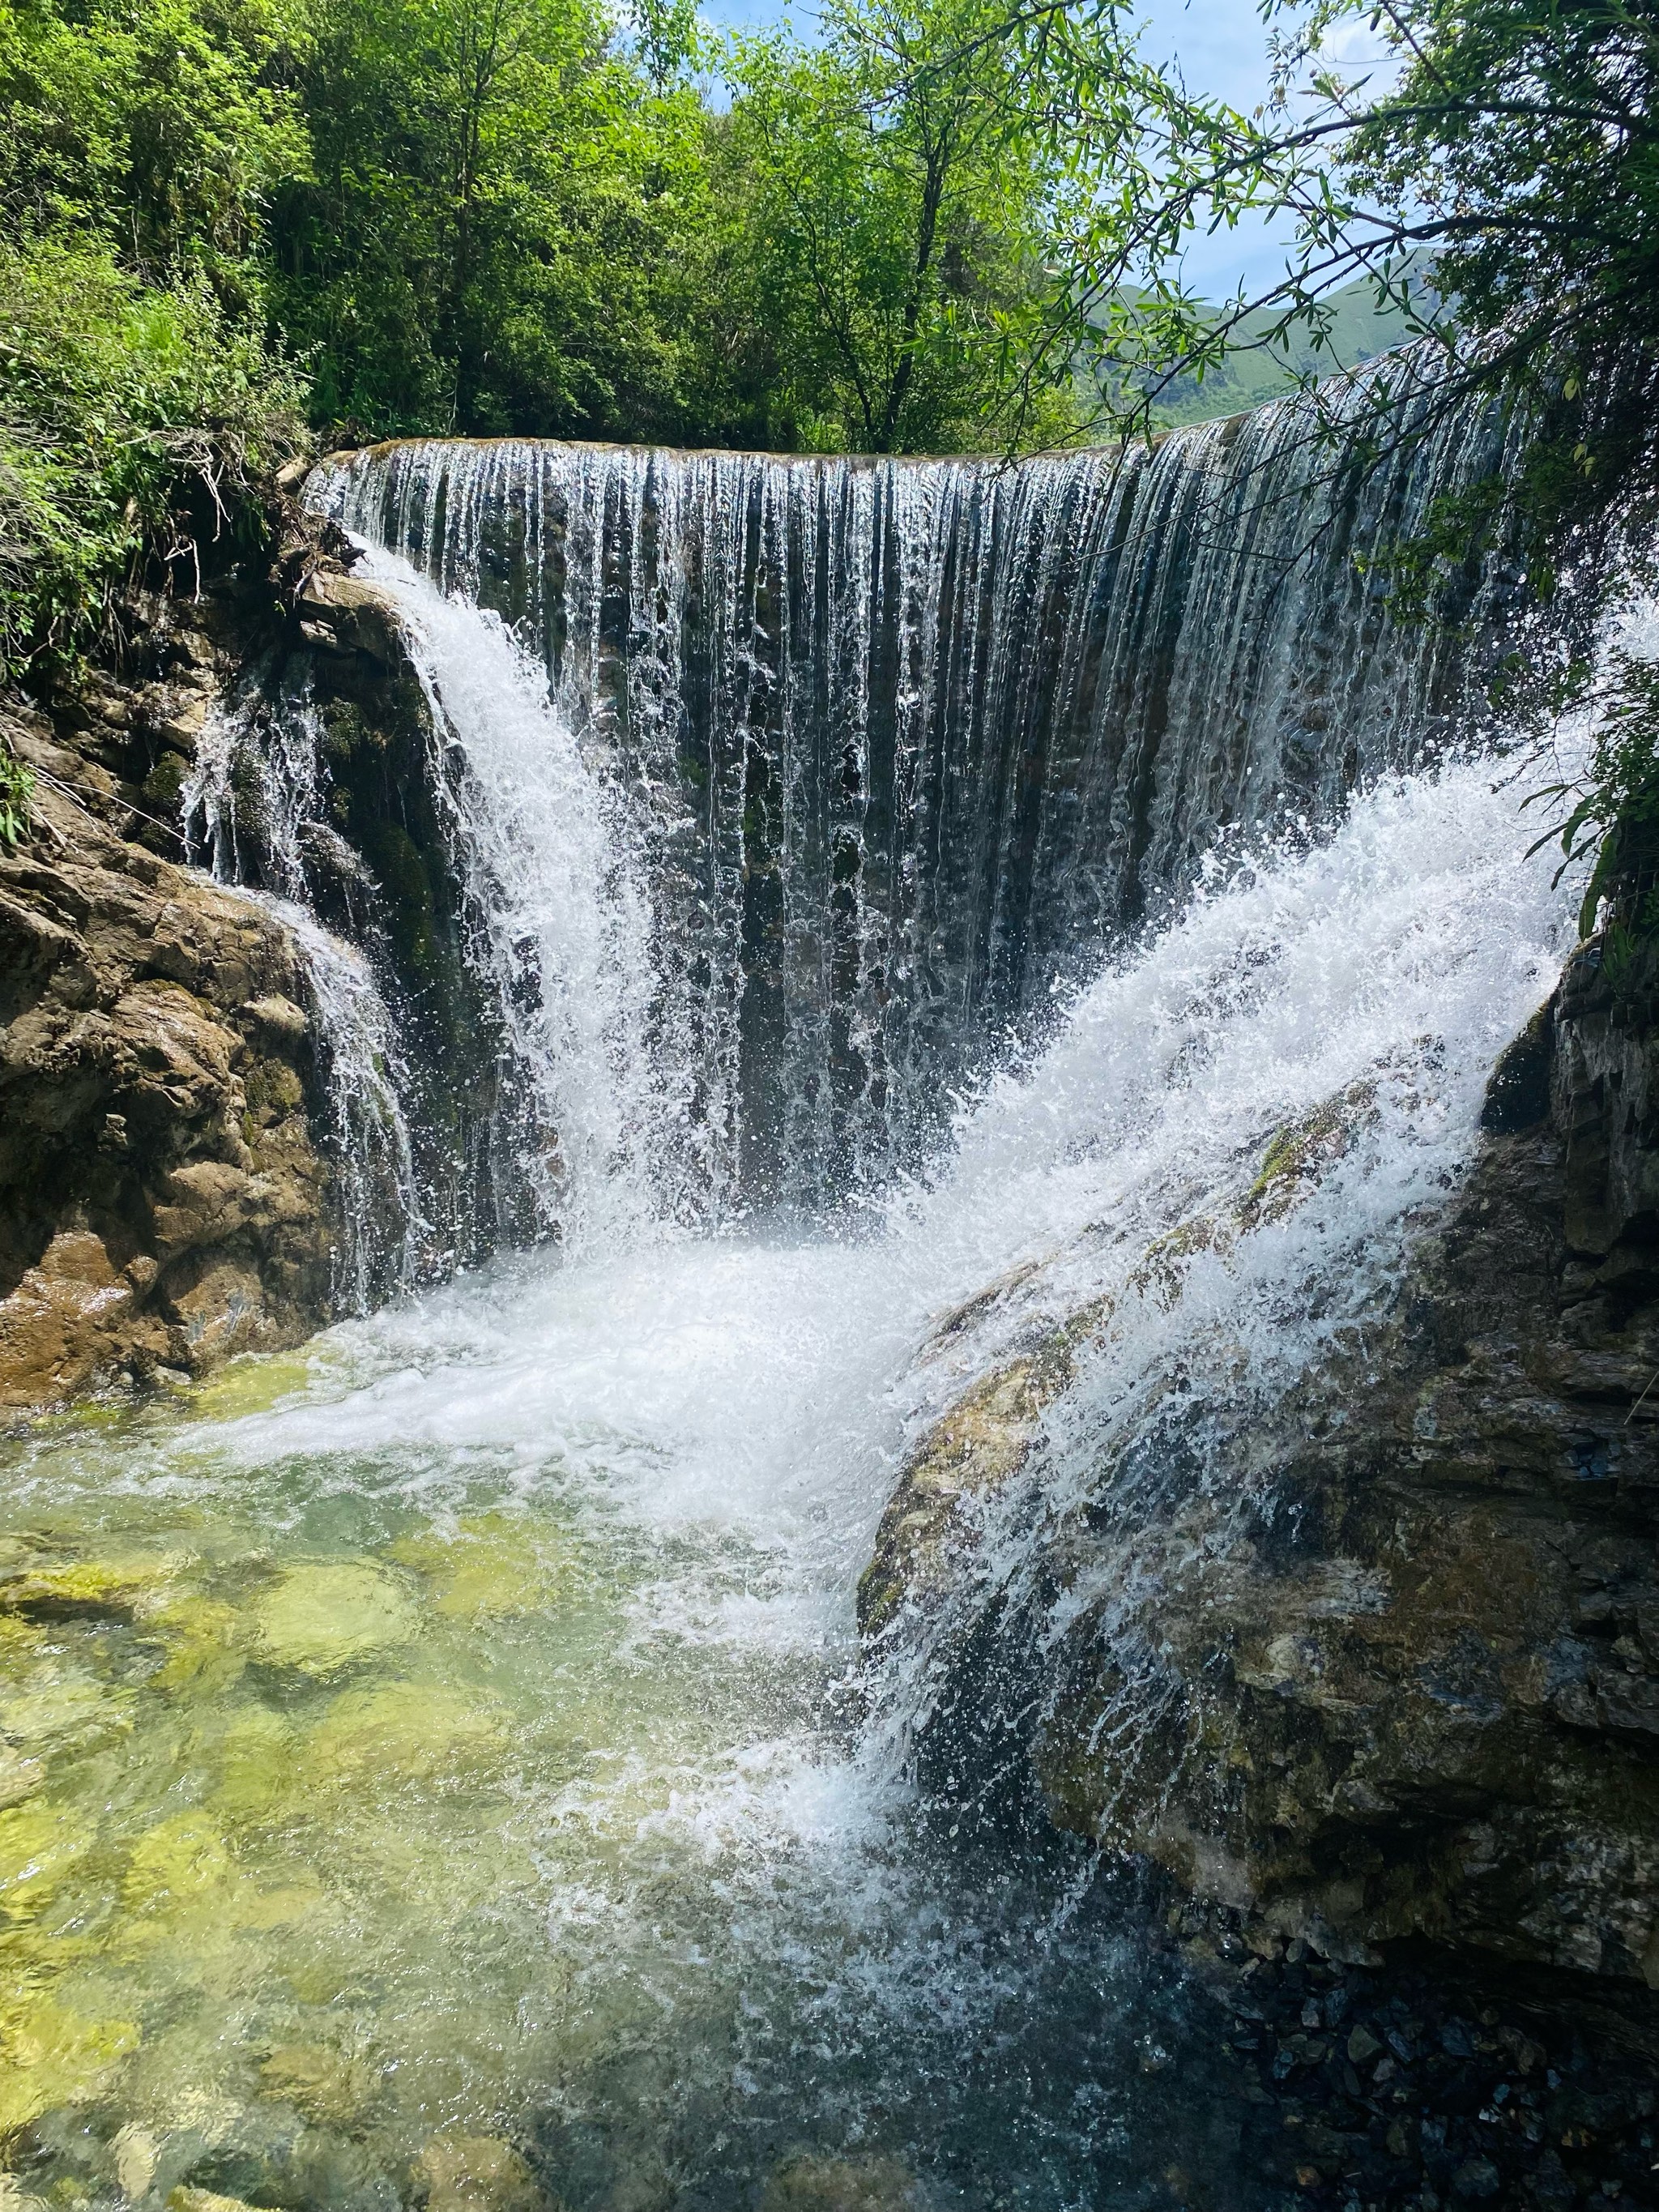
[719,0,1113,454]
[269,0,722,439]
[1011,0,1659,929]
[0,0,306,677]
[998,0,1659,491]
[0,0,308,290]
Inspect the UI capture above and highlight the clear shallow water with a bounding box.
[0,1258,1178,2212]
[0,751,1579,2211]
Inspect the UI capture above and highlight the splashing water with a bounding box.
[180,682,422,1306]
[183,681,330,907]
[351,545,699,1253]
[0,730,1578,2206]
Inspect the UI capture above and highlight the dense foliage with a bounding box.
[0,241,305,675]
[0,0,1162,679]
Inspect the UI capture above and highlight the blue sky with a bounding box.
[697,0,1320,297]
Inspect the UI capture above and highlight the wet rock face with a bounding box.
[864,945,1659,2017]
[0,629,335,1412]
[226,564,522,1263]
[0,730,332,1411]
[0,493,512,1411]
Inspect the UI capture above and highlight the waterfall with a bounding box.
[7,378,1604,2212]
[313,364,1523,1217]
[346,551,700,1251]
[851,745,1576,1805]
[183,679,329,905]
[183,692,422,1308]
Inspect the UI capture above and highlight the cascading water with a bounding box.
[183,693,422,1306]
[314,362,1524,1213]
[354,553,703,1249]
[0,729,1580,2203]
[1,372,1596,2209]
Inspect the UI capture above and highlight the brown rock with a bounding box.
[760,2157,918,2212]
[296,571,407,666]
[416,2136,546,2212]
[0,698,336,1413]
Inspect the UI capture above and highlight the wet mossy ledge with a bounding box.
[861,936,1659,2056]
[0,480,506,1418]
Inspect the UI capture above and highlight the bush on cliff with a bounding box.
[0,243,305,681]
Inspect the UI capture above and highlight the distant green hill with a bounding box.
[1123,271,1425,429]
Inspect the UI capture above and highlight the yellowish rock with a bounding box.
[0,1989,139,2134]
[760,2157,919,2212]
[235,1879,327,1931]
[168,2189,262,2212]
[390,1514,572,1621]
[113,2120,162,2198]
[307,1681,505,1787]
[211,1707,296,1823]
[122,1811,232,1915]
[416,2135,544,2212]
[250,1561,418,1678]
[259,2040,377,2124]
[0,1673,135,1758]
[0,1800,93,1920]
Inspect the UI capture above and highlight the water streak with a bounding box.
[354,551,700,1251]
[183,701,421,1307]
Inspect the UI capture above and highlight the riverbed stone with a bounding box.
[0,1989,140,2136]
[251,1561,419,1679]
[259,2043,377,2127]
[758,2155,919,2212]
[415,2134,545,2212]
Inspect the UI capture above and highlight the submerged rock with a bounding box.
[0,1987,140,2136]
[250,1561,419,1679]
[258,2042,377,2127]
[388,1514,574,1622]
[416,2134,546,2212]
[168,2192,261,2212]
[759,2156,919,2212]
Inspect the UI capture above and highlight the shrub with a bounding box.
[0,240,307,681]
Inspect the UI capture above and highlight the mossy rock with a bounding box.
[415,2134,545,2212]
[143,1593,245,1693]
[388,1514,573,1621]
[121,1812,233,1919]
[211,1707,300,1826]
[0,1552,186,1624]
[1243,1080,1379,1223]
[0,1799,95,1921]
[305,1681,506,1788]
[249,1562,419,1680]
[259,2041,377,2126]
[0,1989,139,2135]
[759,2156,919,2212]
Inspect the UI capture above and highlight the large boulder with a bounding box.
[862,945,1659,2010]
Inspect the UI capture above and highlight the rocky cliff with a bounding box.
[0,566,339,1411]
[862,940,1659,2026]
[0,496,489,1416]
